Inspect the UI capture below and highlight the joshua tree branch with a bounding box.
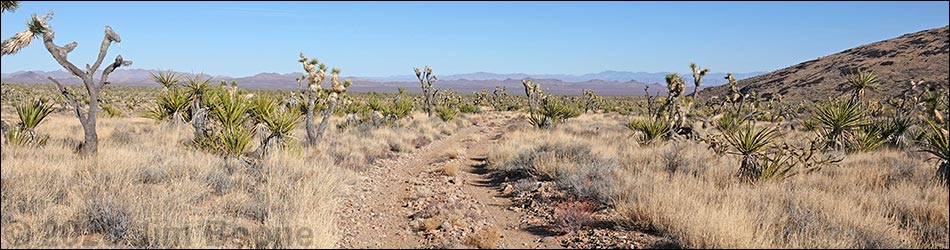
[99,55,132,89]
[48,76,88,125]
[41,31,85,80]
[88,26,120,74]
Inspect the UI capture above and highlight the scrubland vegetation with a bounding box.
[1,3,948,248]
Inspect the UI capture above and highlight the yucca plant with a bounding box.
[217,125,255,157]
[99,103,123,118]
[758,153,794,182]
[844,69,878,104]
[150,69,179,90]
[920,122,949,185]
[879,114,915,149]
[812,99,869,150]
[211,91,250,130]
[716,112,746,134]
[6,99,52,146]
[16,98,53,133]
[253,98,302,156]
[848,124,886,153]
[435,106,458,122]
[145,87,191,123]
[459,102,477,114]
[724,124,781,182]
[528,97,580,129]
[4,126,32,146]
[626,117,672,143]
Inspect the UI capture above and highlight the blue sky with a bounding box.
[1,1,947,77]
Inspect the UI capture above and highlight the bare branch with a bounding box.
[99,54,131,88]
[41,31,85,79]
[62,41,77,53]
[88,26,120,74]
[49,76,87,124]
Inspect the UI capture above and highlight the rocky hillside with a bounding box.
[702,26,949,103]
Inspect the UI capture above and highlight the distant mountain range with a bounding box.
[1,69,763,96]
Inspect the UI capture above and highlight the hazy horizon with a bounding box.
[2,1,948,77]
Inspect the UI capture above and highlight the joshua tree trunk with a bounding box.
[39,14,131,156]
[314,94,338,144]
[305,89,317,146]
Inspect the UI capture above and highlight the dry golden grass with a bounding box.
[0,109,460,248]
[465,225,499,249]
[442,163,460,177]
[488,112,950,249]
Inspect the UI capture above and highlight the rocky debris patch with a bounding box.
[404,157,501,249]
[498,181,675,249]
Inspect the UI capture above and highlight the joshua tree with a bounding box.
[1,11,46,56]
[583,89,600,113]
[314,68,349,143]
[660,73,687,128]
[523,79,547,127]
[522,79,579,129]
[414,66,439,117]
[298,53,328,146]
[7,11,132,155]
[1,1,19,14]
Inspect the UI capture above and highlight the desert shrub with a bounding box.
[413,135,432,148]
[139,166,168,185]
[513,179,539,195]
[499,143,619,205]
[442,163,460,177]
[552,197,595,234]
[110,125,136,145]
[205,171,233,195]
[100,103,123,118]
[83,192,133,243]
[459,102,477,114]
[465,226,499,249]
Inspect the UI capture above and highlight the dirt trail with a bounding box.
[337,115,562,248]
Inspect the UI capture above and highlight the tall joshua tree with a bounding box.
[7,11,132,155]
[688,62,709,101]
[298,53,327,146]
[683,62,709,126]
[297,53,349,145]
[661,73,686,127]
[414,66,439,117]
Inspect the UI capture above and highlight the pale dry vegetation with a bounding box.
[488,112,949,248]
[0,107,463,248]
